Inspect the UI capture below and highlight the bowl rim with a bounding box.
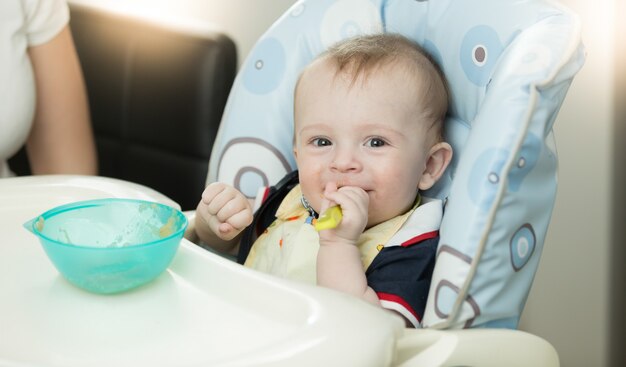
[25,198,188,250]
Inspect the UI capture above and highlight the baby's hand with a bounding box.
[198,183,253,241]
[318,182,368,245]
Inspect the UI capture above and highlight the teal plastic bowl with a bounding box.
[23,198,188,294]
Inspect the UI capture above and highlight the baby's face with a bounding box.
[294,59,435,227]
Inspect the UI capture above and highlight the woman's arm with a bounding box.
[26,25,97,175]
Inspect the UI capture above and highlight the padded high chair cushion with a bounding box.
[206,0,584,328]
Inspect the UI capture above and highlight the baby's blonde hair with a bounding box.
[296,33,449,141]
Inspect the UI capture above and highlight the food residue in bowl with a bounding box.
[159,216,177,238]
[35,216,45,232]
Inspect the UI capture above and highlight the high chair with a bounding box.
[190,0,585,365]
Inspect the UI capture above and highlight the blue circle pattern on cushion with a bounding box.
[511,224,537,272]
[206,0,585,329]
[242,37,286,95]
[460,25,504,86]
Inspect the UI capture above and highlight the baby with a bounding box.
[195,33,452,327]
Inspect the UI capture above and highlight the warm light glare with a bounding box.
[69,0,223,37]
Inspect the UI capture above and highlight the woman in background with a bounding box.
[1,0,97,177]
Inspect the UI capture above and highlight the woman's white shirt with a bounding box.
[0,0,69,177]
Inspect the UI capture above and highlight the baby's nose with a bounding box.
[330,147,362,172]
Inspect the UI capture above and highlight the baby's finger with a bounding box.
[324,181,338,196]
[218,222,235,235]
[319,196,332,215]
[225,208,253,231]
[205,215,237,241]
[204,213,226,234]
[320,182,338,213]
[217,222,241,241]
[325,187,368,220]
[213,196,247,222]
[337,186,368,206]
[201,183,227,204]
[324,188,356,207]
[206,189,239,216]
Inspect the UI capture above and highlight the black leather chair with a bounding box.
[9,3,237,211]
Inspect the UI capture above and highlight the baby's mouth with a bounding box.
[334,183,372,193]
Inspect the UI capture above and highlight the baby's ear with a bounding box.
[418,142,453,191]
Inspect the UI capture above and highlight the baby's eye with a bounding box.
[367,137,386,147]
[312,138,332,147]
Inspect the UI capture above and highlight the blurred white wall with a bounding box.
[518,1,620,366]
[69,1,622,366]
[611,1,626,366]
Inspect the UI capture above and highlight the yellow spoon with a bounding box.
[314,205,343,231]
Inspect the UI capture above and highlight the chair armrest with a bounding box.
[395,328,559,367]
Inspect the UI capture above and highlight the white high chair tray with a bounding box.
[0,176,403,367]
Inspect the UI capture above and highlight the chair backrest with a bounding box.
[10,4,238,211]
[72,3,237,210]
[207,0,584,329]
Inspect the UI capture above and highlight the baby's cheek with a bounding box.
[371,179,416,219]
[298,179,321,210]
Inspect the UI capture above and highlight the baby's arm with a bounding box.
[195,183,253,255]
[316,183,379,305]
